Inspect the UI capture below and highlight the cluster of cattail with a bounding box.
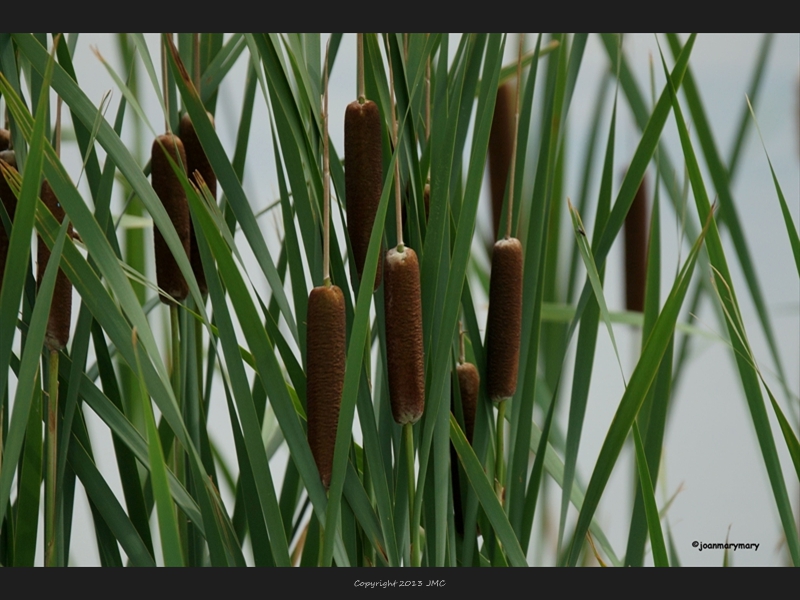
[150,115,217,303]
[624,174,648,313]
[344,99,383,290]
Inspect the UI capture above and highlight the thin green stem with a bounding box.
[495,400,507,504]
[357,34,365,104]
[45,349,58,567]
[404,422,419,566]
[169,303,187,556]
[322,39,331,286]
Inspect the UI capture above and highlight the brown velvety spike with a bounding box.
[488,82,514,240]
[179,112,217,296]
[306,285,346,489]
[0,154,19,294]
[151,133,190,303]
[485,237,523,402]
[38,181,73,351]
[344,100,383,290]
[0,129,10,151]
[624,176,648,313]
[456,362,480,445]
[384,247,425,424]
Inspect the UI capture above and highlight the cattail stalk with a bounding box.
[45,348,58,566]
[306,41,346,490]
[42,96,68,567]
[384,39,425,564]
[486,38,524,514]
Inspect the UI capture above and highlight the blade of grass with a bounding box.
[745,95,800,279]
[450,414,527,566]
[632,422,668,566]
[132,329,184,567]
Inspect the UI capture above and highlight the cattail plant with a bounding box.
[384,247,425,424]
[451,332,480,535]
[456,360,480,445]
[179,112,215,296]
[306,284,345,488]
[151,133,190,303]
[484,36,525,510]
[381,35,425,566]
[306,43,346,490]
[383,37,424,427]
[624,174,648,313]
[344,34,383,290]
[37,181,73,351]
[485,38,524,404]
[485,237,523,401]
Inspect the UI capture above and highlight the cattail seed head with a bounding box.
[38,181,73,351]
[624,175,648,313]
[455,361,480,445]
[488,82,515,240]
[384,247,425,425]
[151,133,190,304]
[485,237,523,402]
[306,284,346,489]
[345,100,383,290]
[179,112,217,296]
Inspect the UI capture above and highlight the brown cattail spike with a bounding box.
[456,361,480,445]
[179,112,216,296]
[0,150,19,293]
[485,237,523,402]
[624,175,648,313]
[384,247,425,424]
[488,82,515,240]
[306,284,346,489]
[38,181,73,351]
[345,100,383,290]
[151,133,190,304]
